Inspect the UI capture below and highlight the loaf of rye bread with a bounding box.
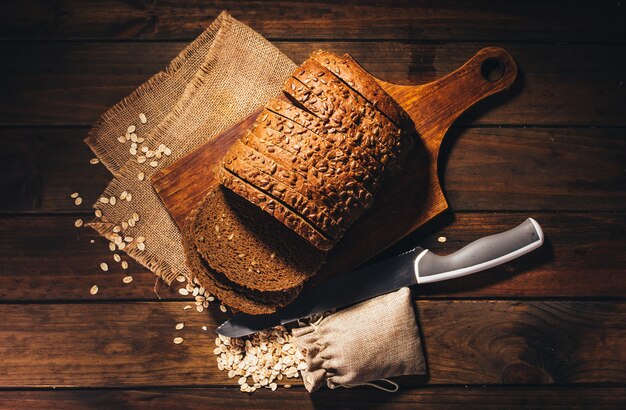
[182,50,414,313]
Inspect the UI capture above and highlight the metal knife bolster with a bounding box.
[414,218,544,284]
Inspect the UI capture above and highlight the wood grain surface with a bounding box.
[1,1,625,408]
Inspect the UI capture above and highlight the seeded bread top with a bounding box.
[311,50,415,134]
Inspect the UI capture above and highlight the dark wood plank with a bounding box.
[1,42,625,126]
[1,213,624,299]
[0,300,623,387]
[1,1,624,42]
[0,387,624,409]
[0,215,181,301]
[3,127,624,214]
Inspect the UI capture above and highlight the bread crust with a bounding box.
[218,166,335,251]
[223,145,342,239]
[311,50,415,135]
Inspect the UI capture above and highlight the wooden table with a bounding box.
[0,2,625,408]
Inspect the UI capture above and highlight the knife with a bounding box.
[217,218,544,338]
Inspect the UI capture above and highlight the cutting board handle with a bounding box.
[379,47,517,152]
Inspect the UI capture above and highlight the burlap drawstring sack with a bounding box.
[292,288,426,392]
[84,11,296,284]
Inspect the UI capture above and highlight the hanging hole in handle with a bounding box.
[481,57,505,82]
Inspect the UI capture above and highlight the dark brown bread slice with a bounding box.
[310,50,415,134]
[222,149,342,239]
[218,165,335,251]
[266,97,385,191]
[241,131,361,228]
[191,184,326,293]
[181,195,303,315]
[250,110,374,209]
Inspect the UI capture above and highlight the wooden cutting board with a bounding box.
[152,47,517,279]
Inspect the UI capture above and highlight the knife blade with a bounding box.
[217,218,544,338]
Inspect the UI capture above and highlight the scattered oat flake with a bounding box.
[202,326,208,331]
[108,242,116,252]
[70,192,79,199]
[74,197,83,206]
[438,236,447,243]
[95,209,102,218]
[138,172,145,181]
[176,275,186,283]
[219,304,228,313]
[183,305,192,311]
[175,323,184,330]
[74,218,83,228]
[121,261,128,270]
[284,384,292,389]
[90,158,100,165]
[90,285,99,295]
[90,239,95,243]
[137,242,146,251]
[127,125,136,133]
[100,262,109,271]
[149,160,158,168]
[100,197,109,204]
[139,113,147,124]
[173,337,184,345]
[113,254,121,262]
[122,276,133,284]
[179,288,189,296]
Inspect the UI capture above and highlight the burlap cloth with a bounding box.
[85,11,296,284]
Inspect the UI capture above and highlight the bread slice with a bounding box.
[222,145,342,239]
[251,109,374,209]
[191,185,326,295]
[266,97,384,192]
[310,50,415,134]
[218,165,335,251]
[181,194,303,314]
[241,131,361,229]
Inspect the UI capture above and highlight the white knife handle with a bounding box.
[414,218,544,284]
